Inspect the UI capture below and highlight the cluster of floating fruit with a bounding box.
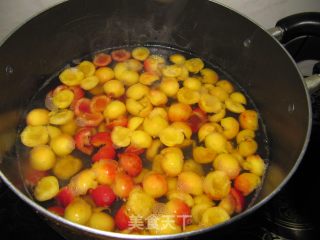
[20,46,265,235]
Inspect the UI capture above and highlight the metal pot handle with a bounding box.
[269,12,320,43]
[268,12,320,93]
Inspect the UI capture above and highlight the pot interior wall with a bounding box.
[0,0,309,234]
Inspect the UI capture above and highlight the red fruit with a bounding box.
[166,199,191,226]
[74,98,91,116]
[24,167,48,186]
[89,185,116,207]
[106,115,128,130]
[90,132,112,147]
[56,186,75,207]
[48,206,65,216]
[118,153,143,177]
[93,53,112,67]
[69,86,85,109]
[188,107,208,132]
[92,145,116,162]
[230,188,245,213]
[76,112,104,127]
[124,145,145,155]
[93,159,118,185]
[90,95,111,113]
[113,173,134,199]
[74,127,95,155]
[115,205,130,230]
[111,49,131,62]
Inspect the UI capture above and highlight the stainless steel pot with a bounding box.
[0,0,320,239]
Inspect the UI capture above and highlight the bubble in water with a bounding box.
[288,103,295,113]
[5,65,13,74]
[243,39,251,48]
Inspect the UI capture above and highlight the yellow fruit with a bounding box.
[159,126,184,147]
[210,86,228,101]
[230,92,247,105]
[103,80,125,98]
[221,117,240,140]
[60,120,77,136]
[184,58,204,73]
[177,87,200,105]
[200,68,218,84]
[132,47,150,61]
[118,70,139,86]
[126,97,153,117]
[53,155,83,180]
[198,123,216,142]
[148,89,168,106]
[225,99,245,113]
[80,76,100,90]
[183,77,202,91]
[139,72,159,85]
[103,100,126,120]
[59,67,84,86]
[200,207,230,227]
[199,94,223,113]
[52,89,74,109]
[95,67,114,83]
[128,116,144,131]
[142,173,168,198]
[169,53,186,65]
[127,188,155,217]
[238,139,258,157]
[50,134,75,156]
[47,126,62,140]
[111,126,132,147]
[171,122,192,139]
[21,125,49,147]
[143,116,168,137]
[213,154,240,179]
[34,176,59,201]
[191,203,212,224]
[216,80,234,94]
[146,139,163,161]
[130,130,152,149]
[167,190,194,207]
[69,169,97,195]
[203,171,231,200]
[78,60,95,77]
[177,171,203,195]
[88,212,114,231]
[161,148,184,177]
[242,155,265,176]
[193,146,217,164]
[26,108,49,126]
[49,109,74,125]
[236,129,255,144]
[183,159,205,176]
[205,132,228,153]
[126,83,149,100]
[65,198,92,225]
[162,65,182,78]
[239,110,259,131]
[30,145,56,171]
[160,77,179,97]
